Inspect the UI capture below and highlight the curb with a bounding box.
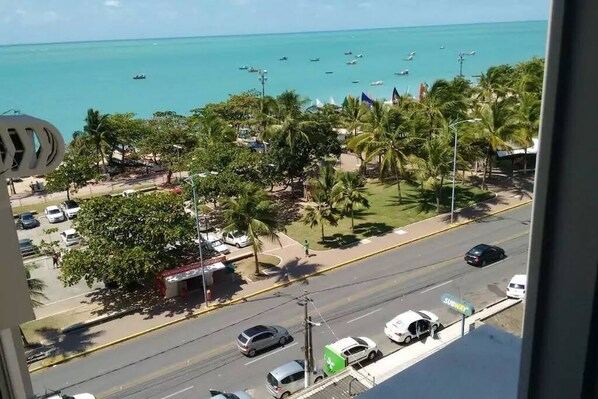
[61,307,140,334]
[29,198,532,373]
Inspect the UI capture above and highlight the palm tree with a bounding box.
[476,99,518,188]
[332,172,370,230]
[21,265,47,347]
[341,96,366,137]
[410,129,453,213]
[84,108,111,173]
[302,191,339,240]
[513,91,541,175]
[221,186,280,275]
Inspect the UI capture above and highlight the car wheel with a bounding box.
[235,243,241,248]
[403,336,411,344]
[501,252,506,259]
[247,348,256,357]
[367,351,376,361]
[281,392,291,398]
[314,376,323,383]
[481,260,487,266]
[279,336,287,346]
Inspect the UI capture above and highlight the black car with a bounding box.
[16,212,39,229]
[19,238,36,257]
[464,244,506,266]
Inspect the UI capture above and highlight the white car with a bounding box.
[203,233,231,255]
[221,231,251,248]
[506,274,527,299]
[60,200,81,219]
[327,336,378,365]
[384,310,440,344]
[60,229,81,246]
[44,205,65,223]
[122,189,137,197]
[46,393,95,399]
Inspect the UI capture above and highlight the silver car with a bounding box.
[266,360,324,398]
[237,325,290,357]
[208,389,252,399]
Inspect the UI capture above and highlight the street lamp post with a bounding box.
[185,171,218,307]
[258,69,268,99]
[457,51,475,77]
[173,144,183,182]
[449,118,481,224]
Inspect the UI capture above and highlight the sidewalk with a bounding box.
[27,183,533,369]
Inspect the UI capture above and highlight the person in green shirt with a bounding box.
[304,240,310,257]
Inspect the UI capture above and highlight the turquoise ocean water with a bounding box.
[0,21,547,142]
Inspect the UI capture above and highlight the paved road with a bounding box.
[31,205,531,399]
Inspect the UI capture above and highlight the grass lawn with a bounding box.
[11,182,158,215]
[285,180,493,250]
[20,305,96,345]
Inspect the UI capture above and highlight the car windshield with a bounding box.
[19,240,31,248]
[510,283,526,289]
[416,311,431,320]
[21,213,34,220]
[211,240,224,246]
[48,208,61,215]
[267,373,279,386]
[64,201,78,209]
[223,394,239,399]
[237,334,248,344]
[353,337,368,346]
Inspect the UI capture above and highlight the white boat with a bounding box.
[315,99,324,108]
[440,46,445,49]
[408,51,416,56]
[406,55,414,61]
[346,60,358,65]
[468,51,476,55]
[395,69,409,76]
[370,81,384,86]
[356,54,364,58]
[329,97,337,106]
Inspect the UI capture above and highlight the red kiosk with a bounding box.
[157,255,227,298]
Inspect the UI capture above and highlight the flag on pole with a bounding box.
[361,92,374,107]
[392,87,401,104]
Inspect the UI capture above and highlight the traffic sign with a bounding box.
[441,293,475,316]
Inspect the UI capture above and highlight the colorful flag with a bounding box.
[392,87,401,104]
[361,92,374,107]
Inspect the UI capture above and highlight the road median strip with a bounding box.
[29,198,532,373]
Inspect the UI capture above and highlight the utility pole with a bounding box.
[458,52,464,77]
[303,292,311,388]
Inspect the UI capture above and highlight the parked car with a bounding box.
[43,391,96,399]
[506,274,527,299]
[384,310,440,344]
[60,229,81,246]
[237,325,290,357]
[203,233,230,255]
[208,389,253,399]
[121,189,137,197]
[44,205,66,223]
[464,244,506,266]
[61,200,81,219]
[19,238,36,257]
[16,212,39,229]
[326,336,378,366]
[266,360,324,398]
[221,231,251,248]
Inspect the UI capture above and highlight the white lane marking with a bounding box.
[346,308,383,324]
[160,386,194,399]
[360,239,371,244]
[244,342,298,366]
[394,229,407,235]
[420,280,453,294]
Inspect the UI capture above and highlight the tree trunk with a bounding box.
[523,148,528,175]
[166,169,173,185]
[66,188,71,201]
[436,175,444,213]
[395,168,402,204]
[121,144,127,173]
[350,207,355,231]
[321,223,325,240]
[253,246,260,275]
[481,146,491,189]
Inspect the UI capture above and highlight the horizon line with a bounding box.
[0,19,547,48]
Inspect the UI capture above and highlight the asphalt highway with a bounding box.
[31,204,531,399]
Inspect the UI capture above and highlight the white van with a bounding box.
[202,233,230,255]
[506,274,527,299]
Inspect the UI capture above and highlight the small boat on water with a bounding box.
[310,57,320,62]
[344,51,353,55]
[325,71,334,74]
[468,51,476,55]
[352,80,360,84]
[279,56,288,61]
[239,65,249,70]
[133,74,146,80]
[406,55,414,61]
[346,60,358,65]
[370,81,383,86]
[356,54,364,58]
[395,69,409,76]
[440,46,445,49]
[248,67,259,72]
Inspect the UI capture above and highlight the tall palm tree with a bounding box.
[84,108,111,173]
[332,172,370,230]
[21,265,47,347]
[512,91,540,175]
[302,191,339,240]
[476,99,518,188]
[221,186,280,275]
[341,96,366,137]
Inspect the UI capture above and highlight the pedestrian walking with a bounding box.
[303,240,310,258]
[52,253,59,268]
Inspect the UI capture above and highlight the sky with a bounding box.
[0,0,549,45]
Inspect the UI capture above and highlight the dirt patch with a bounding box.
[20,304,100,344]
[233,254,281,282]
[483,302,524,337]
